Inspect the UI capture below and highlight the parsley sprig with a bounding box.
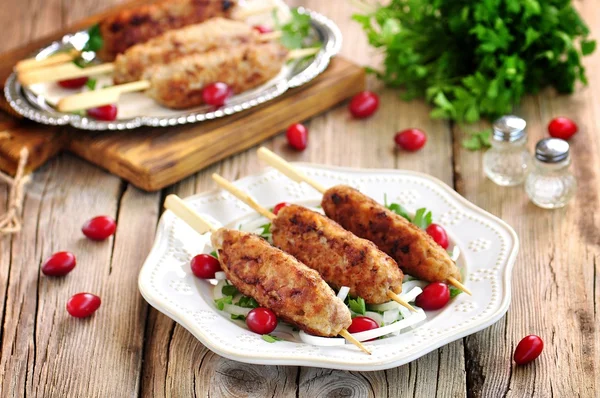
[273,8,314,50]
[462,129,492,151]
[353,0,596,122]
[383,194,432,229]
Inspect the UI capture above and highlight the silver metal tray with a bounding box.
[4,7,341,130]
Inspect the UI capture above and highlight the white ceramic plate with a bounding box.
[138,164,519,371]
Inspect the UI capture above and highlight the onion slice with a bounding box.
[214,271,227,280]
[451,246,461,262]
[363,311,384,326]
[367,286,424,312]
[349,309,427,342]
[299,330,345,346]
[213,279,228,300]
[223,304,252,317]
[337,286,350,301]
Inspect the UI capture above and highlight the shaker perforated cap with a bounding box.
[492,115,527,142]
[535,138,570,163]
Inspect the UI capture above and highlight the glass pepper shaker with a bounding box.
[525,138,577,209]
[483,115,531,186]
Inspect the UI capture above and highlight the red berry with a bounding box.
[348,91,379,119]
[347,316,379,341]
[86,104,118,121]
[415,282,450,310]
[42,251,77,276]
[202,82,232,106]
[273,202,290,215]
[58,77,89,89]
[514,335,544,365]
[253,25,273,34]
[67,293,101,318]
[286,123,308,151]
[395,128,427,151]
[246,307,278,334]
[426,224,449,249]
[548,117,578,140]
[190,254,222,279]
[82,215,117,241]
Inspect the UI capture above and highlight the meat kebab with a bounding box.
[211,174,416,311]
[256,147,471,295]
[163,194,369,353]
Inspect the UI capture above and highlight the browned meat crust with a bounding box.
[113,18,254,84]
[98,0,236,61]
[211,228,351,337]
[321,185,461,283]
[271,205,403,304]
[144,41,288,109]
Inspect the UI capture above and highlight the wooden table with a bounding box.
[1,1,598,397]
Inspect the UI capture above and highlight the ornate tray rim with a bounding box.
[4,7,341,131]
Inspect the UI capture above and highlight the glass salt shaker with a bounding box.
[525,138,576,209]
[483,115,531,186]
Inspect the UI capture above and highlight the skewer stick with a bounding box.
[164,194,217,234]
[447,277,472,296]
[257,147,327,193]
[257,147,473,297]
[387,291,417,313]
[212,174,275,221]
[18,63,115,86]
[14,49,79,73]
[339,329,371,355]
[54,47,319,112]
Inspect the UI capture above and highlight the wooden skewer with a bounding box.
[55,47,320,112]
[14,49,79,73]
[17,32,284,86]
[447,277,472,296]
[164,194,217,234]
[257,147,327,194]
[166,192,369,355]
[387,291,417,313]
[257,147,473,297]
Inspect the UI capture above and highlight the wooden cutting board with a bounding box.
[0,2,365,191]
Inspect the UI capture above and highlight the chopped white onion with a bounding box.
[363,311,384,326]
[400,286,423,303]
[401,280,428,295]
[337,286,350,301]
[223,304,252,317]
[450,246,461,262]
[349,309,427,342]
[299,330,345,346]
[383,308,400,325]
[214,271,227,280]
[213,279,228,300]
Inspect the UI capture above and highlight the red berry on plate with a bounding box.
[246,307,277,334]
[253,25,273,34]
[548,117,578,140]
[273,202,290,215]
[202,82,231,106]
[58,77,89,89]
[514,335,544,365]
[190,254,222,279]
[347,316,379,341]
[82,215,117,241]
[86,104,118,121]
[348,91,379,119]
[415,282,450,310]
[426,223,449,249]
[42,251,76,276]
[395,128,427,151]
[286,123,308,151]
[67,293,101,318]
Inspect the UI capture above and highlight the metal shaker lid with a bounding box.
[535,138,570,163]
[492,115,527,142]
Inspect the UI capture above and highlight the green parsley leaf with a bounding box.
[209,250,218,259]
[273,8,317,50]
[231,314,246,321]
[85,78,97,90]
[462,129,492,151]
[261,334,283,343]
[258,223,272,240]
[449,286,463,299]
[214,296,232,311]
[237,296,259,309]
[348,296,366,315]
[82,24,103,53]
[222,284,238,297]
[384,193,411,222]
[412,208,432,230]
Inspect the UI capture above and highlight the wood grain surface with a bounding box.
[1,1,598,397]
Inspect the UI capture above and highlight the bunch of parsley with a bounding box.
[353,0,596,122]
